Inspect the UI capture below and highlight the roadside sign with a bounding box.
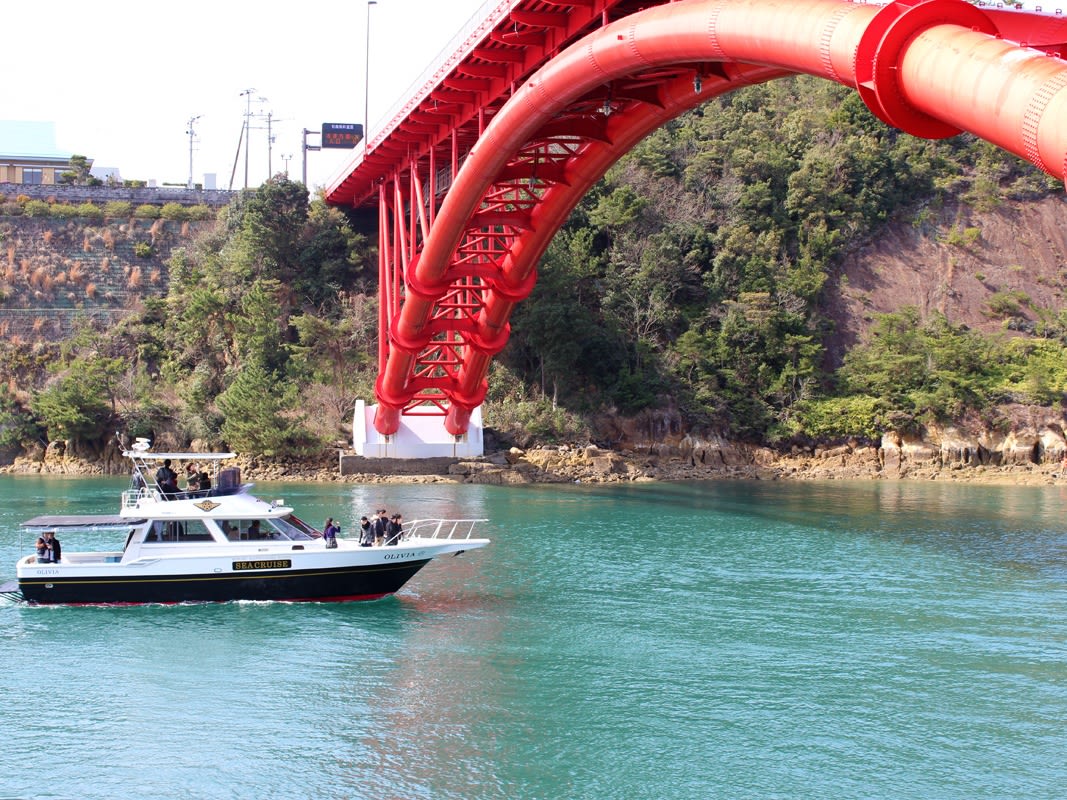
[321,123,363,149]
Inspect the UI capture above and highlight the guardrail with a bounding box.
[405,518,488,541]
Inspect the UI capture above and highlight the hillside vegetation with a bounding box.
[1,76,1065,461]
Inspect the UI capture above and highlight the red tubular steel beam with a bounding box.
[353,0,1067,436]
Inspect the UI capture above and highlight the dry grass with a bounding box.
[150,267,162,285]
[68,262,86,285]
[32,317,44,332]
[42,230,53,245]
[102,228,115,251]
[86,283,97,299]
[127,266,143,289]
[82,235,92,252]
[6,245,13,267]
[100,256,110,272]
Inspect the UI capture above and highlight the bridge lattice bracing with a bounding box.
[326,0,1067,443]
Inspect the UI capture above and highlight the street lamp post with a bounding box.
[365,0,377,156]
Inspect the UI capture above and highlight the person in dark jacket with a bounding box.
[372,510,389,546]
[385,514,403,546]
[38,530,61,563]
[359,516,374,547]
[155,459,179,496]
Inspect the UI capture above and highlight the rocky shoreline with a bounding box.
[4,429,1067,487]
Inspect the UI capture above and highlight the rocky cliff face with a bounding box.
[823,196,1067,361]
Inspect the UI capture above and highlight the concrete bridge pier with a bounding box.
[352,400,484,459]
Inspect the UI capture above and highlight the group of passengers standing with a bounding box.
[153,459,211,496]
[322,509,404,549]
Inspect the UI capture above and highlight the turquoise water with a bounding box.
[1,475,1066,799]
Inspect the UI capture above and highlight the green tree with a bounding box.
[216,363,311,455]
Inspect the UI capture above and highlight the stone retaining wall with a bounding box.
[0,182,236,207]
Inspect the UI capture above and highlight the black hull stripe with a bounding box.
[20,560,432,605]
[19,561,428,587]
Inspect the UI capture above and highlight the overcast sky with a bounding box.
[5,0,487,192]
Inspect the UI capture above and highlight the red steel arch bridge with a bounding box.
[326,0,1067,458]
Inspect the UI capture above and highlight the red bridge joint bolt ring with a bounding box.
[403,255,451,304]
[374,372,413,410]
[854,0,998,139]
[387,315,433,355]
[487,266,538,304]
[465,322,512,356]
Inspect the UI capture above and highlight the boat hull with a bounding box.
[15,538,488,605]
[18,559,433,605]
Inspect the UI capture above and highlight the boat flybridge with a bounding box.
[3,444,490,605]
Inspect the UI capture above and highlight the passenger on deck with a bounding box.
[155,459,179,497]
[37,531,61,563]
[323,517,339,549]
[385,514,403,546]
[185,463,201,492]
[248,520,262,540]
[197,468,211,492]
[372,510,389,546]
[359,516,373,547]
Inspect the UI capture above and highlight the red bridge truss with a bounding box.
[326,0,1067,450]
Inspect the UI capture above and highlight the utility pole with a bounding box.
[239,88,255,189]
[302,128,320,186]
[281,154,292,176]
[186,115,202,190]
[267,111,274,179]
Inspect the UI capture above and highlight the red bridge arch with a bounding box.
[326,0,1067,449]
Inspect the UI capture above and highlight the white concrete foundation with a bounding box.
[352,400,484,458]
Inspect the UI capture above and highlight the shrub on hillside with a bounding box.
[76,202,104,220]
[103,201,133,218]
[23,200,51,217]
[134,242,153,258]
[186,204,216,221]
[133,204,160,219]
[160,202,187,221]
[0,202,23,216]
[51,203,79,218]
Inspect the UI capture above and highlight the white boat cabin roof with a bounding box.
[122,486,293,520]
[123,451,237,461]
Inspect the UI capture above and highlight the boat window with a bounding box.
[280,514,320,539]
[143,519,215,543]
[268,516,313,541]
[226,519,277,541]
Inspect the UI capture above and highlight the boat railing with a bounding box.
[122,487,160,508]
[404,518,487,542]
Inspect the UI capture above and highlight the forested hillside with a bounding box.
[1,77,1065,461]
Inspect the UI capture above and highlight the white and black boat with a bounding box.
[2,445,489,606]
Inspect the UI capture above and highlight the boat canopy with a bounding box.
[22,515,146,530]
